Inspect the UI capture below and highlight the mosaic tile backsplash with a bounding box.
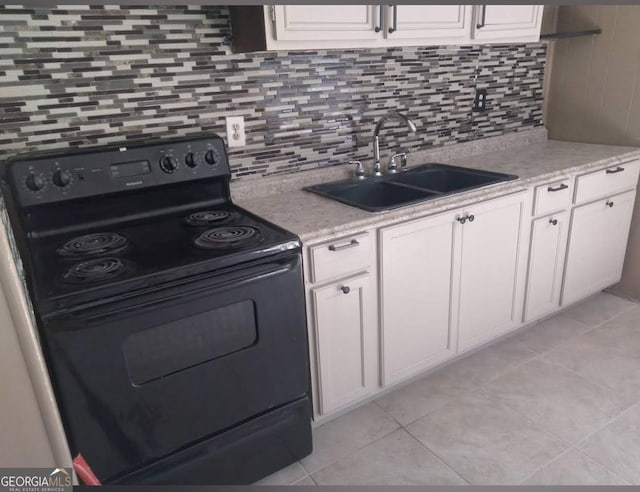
[0,5,546,178]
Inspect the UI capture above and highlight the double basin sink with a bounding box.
[305,163,518,212]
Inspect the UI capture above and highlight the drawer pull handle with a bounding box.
[606,167,625,174]
[456,216,467,224]
[547,183,568,192]
[328,239,359,252]
[549,218,558,226]
[467,214,475,222]
[607,201,615,208]
[340,285,351,294]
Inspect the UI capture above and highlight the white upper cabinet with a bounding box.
[385,5,472,43]
[257,5,543,51]
[271,5,381,42]
[471,5,543,43]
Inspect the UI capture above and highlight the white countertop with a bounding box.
[235,137,640,243]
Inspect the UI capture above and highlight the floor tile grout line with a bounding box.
[537,353,640,413]
[517,443,581,485]
[571,447,632,485]
[474,359,640,450]
[402,425,472,485]
[513,398,640,485]
[562,297,639,333]
[571,399,640,451]
[371,399,406,428]
[302,421,401,478]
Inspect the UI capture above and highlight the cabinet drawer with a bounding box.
[533,179,571,216]
[574,160,640,205]
[309,232,372,283]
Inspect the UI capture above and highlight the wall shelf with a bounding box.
[540,29,602,40]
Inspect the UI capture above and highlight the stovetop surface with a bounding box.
[26,203,300,314]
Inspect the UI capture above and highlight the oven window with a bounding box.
[123,300,257,385]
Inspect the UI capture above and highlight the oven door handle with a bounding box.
[48,255,301,325]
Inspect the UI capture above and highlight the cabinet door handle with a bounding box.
[547,183,568,192]
[374,5,383,32]
[328,238,359,252]
[606,167,625,174]
[340,285,351,294]
[606,200,615,208]
[456,216,467,224]
[467,214,475,222]
[388,5,397,33]
[549,218,558,225]
[476,5,486,29]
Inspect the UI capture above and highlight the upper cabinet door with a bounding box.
[271,5,381,41]
[385,5,472,43]
[472,5,542,42]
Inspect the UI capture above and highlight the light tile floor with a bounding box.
[256,292,640,485]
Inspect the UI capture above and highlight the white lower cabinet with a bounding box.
[380,210,457,386]
[305,169,639,421]
[379,191,530,384]
[562,191,637,306]
[456,192,530,351]
[523,211,570,322]
[310,273,377,416]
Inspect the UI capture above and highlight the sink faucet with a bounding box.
[372,111,417,176]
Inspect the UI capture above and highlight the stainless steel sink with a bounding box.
[305,163,518,212]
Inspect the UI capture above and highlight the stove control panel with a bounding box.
[7,134,230,207]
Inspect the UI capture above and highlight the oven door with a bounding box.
[42,253,309,483]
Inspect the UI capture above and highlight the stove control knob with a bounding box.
[52,169,71,188]
[204,149,218,166]
[185,152,198,168]
[160,155,178,173]
[25,173,45,192]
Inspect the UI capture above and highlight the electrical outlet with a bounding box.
[473,88,488,112]
[225,116,246,147]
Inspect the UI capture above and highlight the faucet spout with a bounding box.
[373,111,417,176]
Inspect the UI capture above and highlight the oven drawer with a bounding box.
[309,232,372,283]
[534,179,571,216]
[574,160,640,205]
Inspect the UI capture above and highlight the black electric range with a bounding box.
[2,134,312,485]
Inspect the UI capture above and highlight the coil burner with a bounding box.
[193,226,262,250]
[184,210,231,227]
[57,232,129,259]
[63,257,130,284]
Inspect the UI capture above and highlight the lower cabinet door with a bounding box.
[311,273,376,415]
[524,211,569,322]
[380,211,457,386]
[457,193,528,351]
[562,190,637,305]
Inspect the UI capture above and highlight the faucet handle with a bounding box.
[388,152,407,174]
[349,160,366,180]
